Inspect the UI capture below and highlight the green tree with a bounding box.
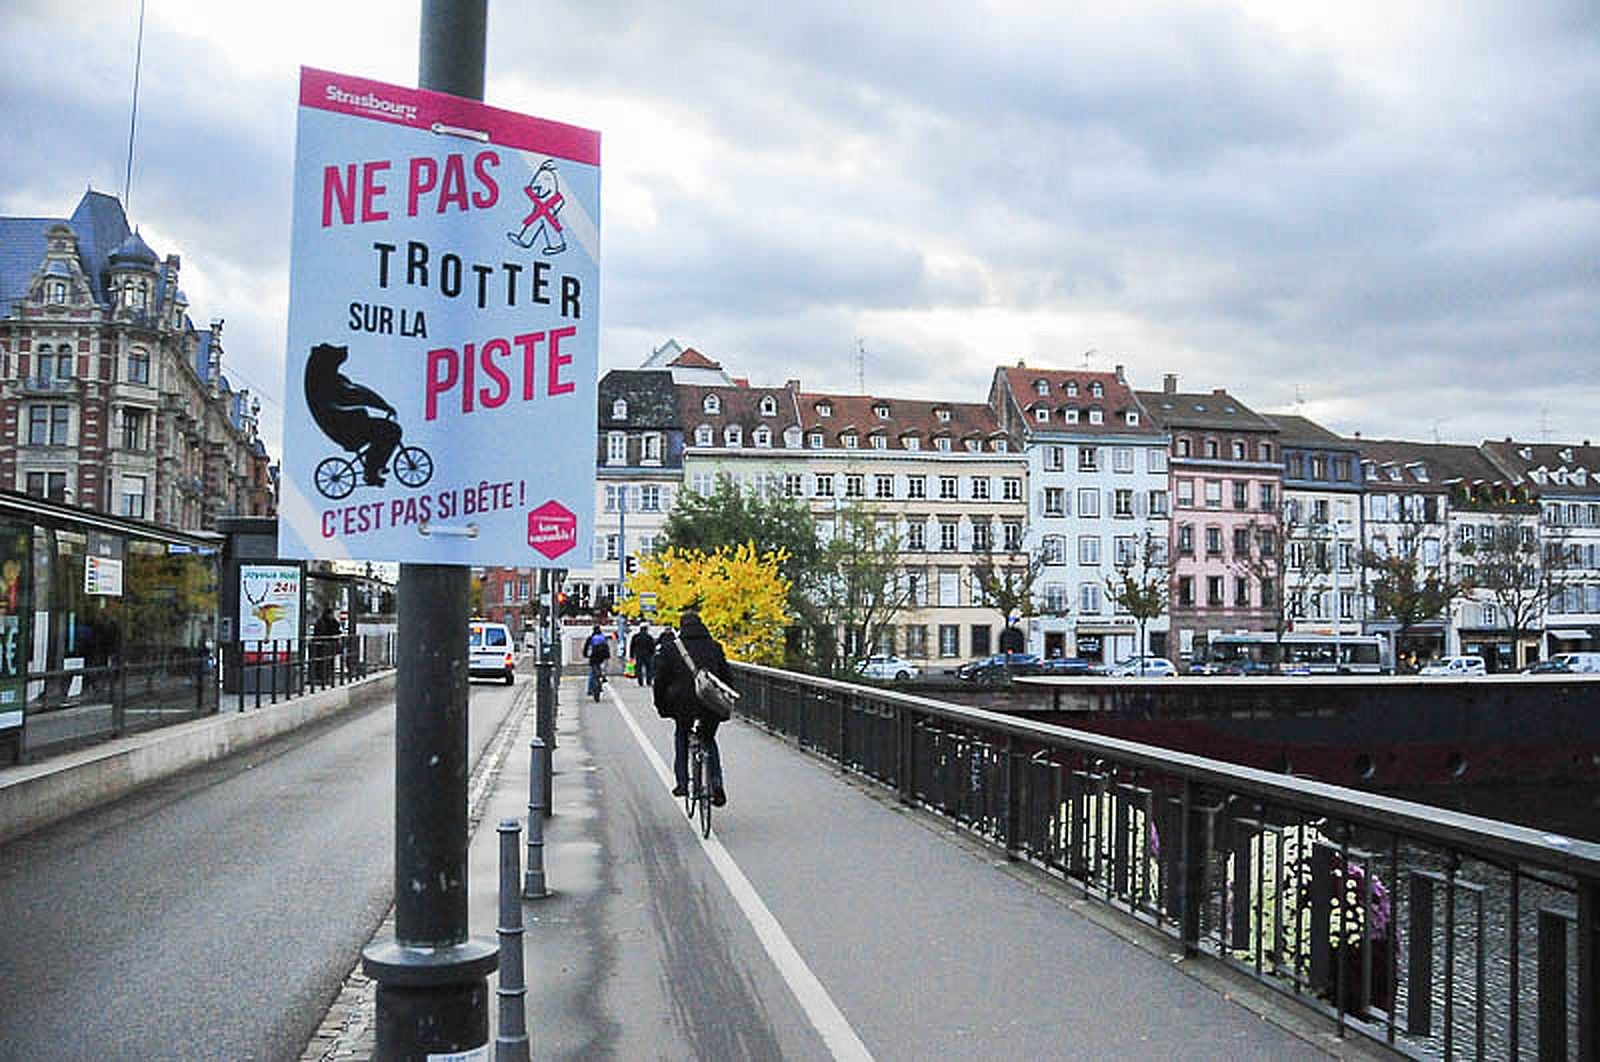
[1362,522,1465,667]
[659,476,821,620]
[812,504,914,675]
[970,544,1055,651]
[1458,514,1568,669]
[1104,529,1167,670]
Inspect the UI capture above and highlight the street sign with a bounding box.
[279,67,600,566]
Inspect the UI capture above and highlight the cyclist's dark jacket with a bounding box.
[304,343,396,450]
[652,613,733,721]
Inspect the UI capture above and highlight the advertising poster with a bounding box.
[84,556,124,596]
[0,523,28,731]
[240,565,302,648]
[280,67,600,566]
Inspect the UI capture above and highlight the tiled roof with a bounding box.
[599,369,679,428]
[0,191,139,313]
[794,392,1006,450]
[1354,439,1510,492]
[677,383,800,437]
[1136,388,1278,433]
[999,365,1162,437]
[669,347,721,369]
[1263,413,1354,448]
[1481,439,1600,496]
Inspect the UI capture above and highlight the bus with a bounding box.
[1196,632,1389,675]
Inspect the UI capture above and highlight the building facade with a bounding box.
[989,363,1170,665]
[1139,378,1282,662]
[1266,414,1364,639]
[0,191,273,531]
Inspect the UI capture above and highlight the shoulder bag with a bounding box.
[669,631,739,721]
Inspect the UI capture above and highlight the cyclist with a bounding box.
[583,624,610,701]
[652,609,732,806]
[304,342,401,487]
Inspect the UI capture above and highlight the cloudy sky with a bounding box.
[3,0,1595,456]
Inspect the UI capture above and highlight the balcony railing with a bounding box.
[730,663,1599,1060]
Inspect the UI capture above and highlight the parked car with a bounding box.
[955,652,1042,683]
[1418,655,1486,677]
[1038,656,1098,676]
[1526,652,1600,674]
[1107,657,1177,677]
[469,620,516,684]
[855,654,921,682]
[1524,658,1572,674]
[1217,659,1276,677]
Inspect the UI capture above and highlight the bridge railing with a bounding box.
[732,662,1599,1061]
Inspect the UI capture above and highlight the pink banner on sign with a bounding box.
[298,66,600,165]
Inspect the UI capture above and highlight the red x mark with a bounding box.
[521,187,565,232]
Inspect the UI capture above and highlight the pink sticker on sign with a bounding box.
[527,501,577,559]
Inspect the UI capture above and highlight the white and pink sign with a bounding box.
[279,67,599,566]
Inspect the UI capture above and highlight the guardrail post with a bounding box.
[1581,879,1597,1061]
[1178,780,1206,955]
[525,737,550,896]
[1002,736,1020,859]
[535,661,555,811]
[496,819,531,1062]
[112,655,126,737]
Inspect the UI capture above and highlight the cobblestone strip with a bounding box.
[301,679,536,1061]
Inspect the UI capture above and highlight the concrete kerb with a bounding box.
[0,671,397,846]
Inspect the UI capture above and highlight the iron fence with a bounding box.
[733,662,1600,1060]
[220,633,397,712]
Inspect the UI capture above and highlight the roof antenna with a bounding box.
[1539,406,1551,442]
[1431,417,1446,443]
[1294,383,1305,408]
[1080,347,1097,368]
[856,338,866,394]
[123,0,147,212]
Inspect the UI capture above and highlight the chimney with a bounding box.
[785,379,801,391]
[1016,358,1026,368]
[1212,387,1226,396]
[1114,363,1125,382]
[1162,373,1177,393]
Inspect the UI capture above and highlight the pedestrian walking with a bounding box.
[629,624,656,687]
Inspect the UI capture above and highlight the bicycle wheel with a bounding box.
[392,445,434,488]
[699,776,712,838]
[314,456,358,499]
[684,742,698,819]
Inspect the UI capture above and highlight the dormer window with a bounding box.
[1125,411,1139,426]
[1064,408,1080,424]
[874,403,890,419]
[759,395,777,416]
[1090,382,1104,398]
[724,424,742,447]
[1034,407,1049,423]
[935,408,951,422]
[754,426,772,447]
[1530,467,1549,485]
[965,439,980,452]
[842,433,858,449]
[1560,447,1575,463]
[1034,379,1049,396]
[993,439,1007,452]
[1409,462,1430,483]
[1065,382,1078,397]
[904,436,921,451]
[1385,465,1401,482]
[869,434,885,450]
[816,401,832,417]
[703,394,721,415]
[1363,461,1378,481]
[783,427,802,448]
[47,281,67,304]
[694,424,713,446]
[1088,409,1104,425]
[1518,447,1533,461]
[809,432,824,449]
[611,398,628,420]
[935,437,952,452]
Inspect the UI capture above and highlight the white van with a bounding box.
[469,620,516,685]
[1551,652,1600,673]
[1419,655,1487,677]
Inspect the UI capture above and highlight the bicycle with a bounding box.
[313,413,434,500]
[683,716,712,838]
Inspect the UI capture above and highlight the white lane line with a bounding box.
[607,685,875,1062]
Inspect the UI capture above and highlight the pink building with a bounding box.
[1139,377,1283,662]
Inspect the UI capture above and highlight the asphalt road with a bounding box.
[0,675,524,1061]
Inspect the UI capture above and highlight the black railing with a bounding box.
[20,648,215,760]
[221,633,397,712]
[733,663,1600,1060]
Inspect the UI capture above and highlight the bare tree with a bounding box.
[971,543,1057,650]
[1362,521,1465,669]
[1458,514,1571,669]
[1229,509,1323,672]
[1103,529,1167,671]
[813,503,916,675]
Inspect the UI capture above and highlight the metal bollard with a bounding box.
[496,819,531,1062]
[525,737,550,897]
[535,661,556,812]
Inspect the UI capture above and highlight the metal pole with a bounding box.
[535,660,555,811]
[616,491,627,671]
[524,737,550,894]
[496,819,531,1062]
[361,8,497,1056]
[1332,524,1342,672]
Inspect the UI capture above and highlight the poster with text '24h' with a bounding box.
[280,68,599,567]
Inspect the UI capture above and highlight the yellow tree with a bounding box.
[619,542,790,665]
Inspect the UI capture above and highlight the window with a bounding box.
[907,475,926,499]
[935,437,951,452]
[870,434,886,450]
[783,473,803,498]
[1064,408,1080,424]
[875,474,894,499]
[1044,583,1068,612]
[1003,522,1022,551]
[1078,446,1098,472]
[1287,454,1306,479]
[972,521,992,551]
[604,534,620,562]
[1113,447,1134,473]
[694,425,713,446]
[611,398,628,419]
[1233,527,1251,557]
[906,625,928,657]
[1177,437,1192,457]
[27,404,69,446]
[759,395,777,416]
[970,476,990,500]
[1002,478,1022,502]
[1079,535,1101,565]
[1177,576,1194,607]
[703,394,720,414]
[1205,527,1223,556]
[723,425,742,447]
[1311,456,1327,480]
[122,407,148,451]
[1034,379,1050,396]
[939,476,958,500]
[1126,411,1140,426]
[1204,480,1222,508]
[845,474,864,498]
[754,426,772,447]
[1234,576,1250,608]
[1090,381,1104,398]
[1088,408,1104,425]
[47,280,67,304]
[1113,489,1134,518]
[25,471,68,501]
[1042,535,1066,564]
[1177,478,1195,507]
[1077,488,1100,518]
[1233,481,1248,509]
[128,348,150,385]
[1207,576,1225,606]
[939,570,960,606]
[1149,490,1169,516]
[690,471,714,495]
[1148,448,1167,472]
[809,432,824,449]
[1035,407,1050,423]
[816,401,832,417]
[1043,487,1065,517]
[1259,483,1275,509]
[1260,442,1273,462]
[907,522,926,550]
[642,433,663,463]
[939,625,960,657]
[815,473,834,498]
[1261,578,1277,609]
[842,433,858,449]
[939,522,958,552]
[1079,583,1102,614]
[936,408,951,422]
[1231,440,1246,460]
[904,435,921,451]
[1114,536,1136,567]
[1258,529,1276,557]
[606,432,626,464]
